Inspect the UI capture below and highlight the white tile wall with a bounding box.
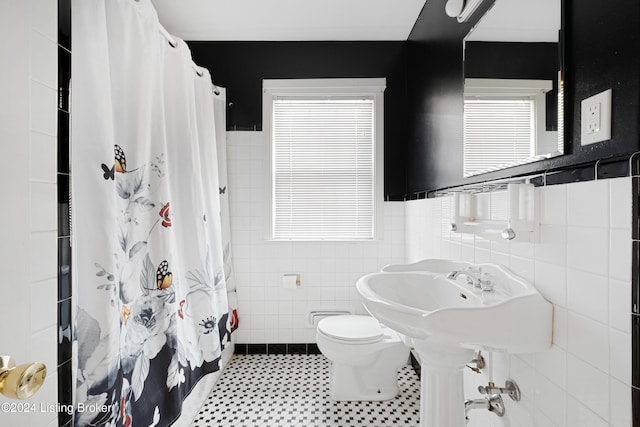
[610,377,633,427]
[227,131,405,344]
[404,177,632,427]
[0,1,58,426]
[567,180,609,228]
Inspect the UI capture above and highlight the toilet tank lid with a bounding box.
[317,315,383,342]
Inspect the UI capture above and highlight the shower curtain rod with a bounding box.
[158,22,221,95]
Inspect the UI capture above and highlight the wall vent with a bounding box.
[306,308,354,327]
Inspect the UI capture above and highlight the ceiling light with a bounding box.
[445,0,485,23]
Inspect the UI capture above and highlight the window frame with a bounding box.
[262,78,386,242]
[463,78,553,177]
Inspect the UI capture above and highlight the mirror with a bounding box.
[463,0,562,177]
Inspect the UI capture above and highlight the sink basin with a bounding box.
[356,260,553,427]
[357,262,552,353]
[381,258,468,274]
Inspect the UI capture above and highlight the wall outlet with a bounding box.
[587,103,601,134]
[581,89,612,145]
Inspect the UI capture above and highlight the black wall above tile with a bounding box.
[405,0,640,194]
[187,41,408,198]
[465,41,559,130]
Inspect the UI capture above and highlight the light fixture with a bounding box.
[445,0,485,23]
[445,0,465,18]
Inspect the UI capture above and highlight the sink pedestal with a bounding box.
[413,340,475,427]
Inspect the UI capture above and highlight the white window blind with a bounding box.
[463,99,535,177]
[272,98,375,240]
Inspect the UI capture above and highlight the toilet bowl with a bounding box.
[316,315,410,401]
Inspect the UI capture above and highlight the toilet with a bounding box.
[316,315,410,401]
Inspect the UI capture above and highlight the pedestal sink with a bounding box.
[356,260,552,427]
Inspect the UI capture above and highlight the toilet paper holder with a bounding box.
[0,355,47,400]
[282,274,301,289]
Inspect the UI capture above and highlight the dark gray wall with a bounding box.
[406,0,640,194]
[405,0,496,194]
[187,41,409,198]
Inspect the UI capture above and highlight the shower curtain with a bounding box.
[212,88,239,331]
[71,1,229,426]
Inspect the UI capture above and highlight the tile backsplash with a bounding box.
[405,177,632,427]
[227,131,405,344]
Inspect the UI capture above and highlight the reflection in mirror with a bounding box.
[463,0,562,177]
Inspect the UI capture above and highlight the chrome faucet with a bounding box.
[447,268,495,292]
[447,268,480,287]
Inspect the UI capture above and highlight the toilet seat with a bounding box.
[317,315,383,344]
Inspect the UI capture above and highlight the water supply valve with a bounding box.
[478,379,521,401]
[465,350,485,373]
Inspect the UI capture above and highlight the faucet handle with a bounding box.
[478,379,521,401]
[479,272,493,292]
[465,266,481,287]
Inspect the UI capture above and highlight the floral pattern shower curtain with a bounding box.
[212,88,239,331]
[71,1,229,425]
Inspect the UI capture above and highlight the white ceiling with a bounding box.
[150,0,429,41]
[150,0,560,43]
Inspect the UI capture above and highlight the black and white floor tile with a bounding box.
[193,354,421,426]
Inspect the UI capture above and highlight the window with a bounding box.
[263,79,385,241]
[463,78,552,177]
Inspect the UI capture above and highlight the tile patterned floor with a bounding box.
[193,354,421,426]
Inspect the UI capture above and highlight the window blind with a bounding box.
[463,99,535,176]
[272,98,375,240]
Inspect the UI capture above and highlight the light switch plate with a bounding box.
[581,89,612,145]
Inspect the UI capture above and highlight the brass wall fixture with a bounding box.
[0,355,47,400]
